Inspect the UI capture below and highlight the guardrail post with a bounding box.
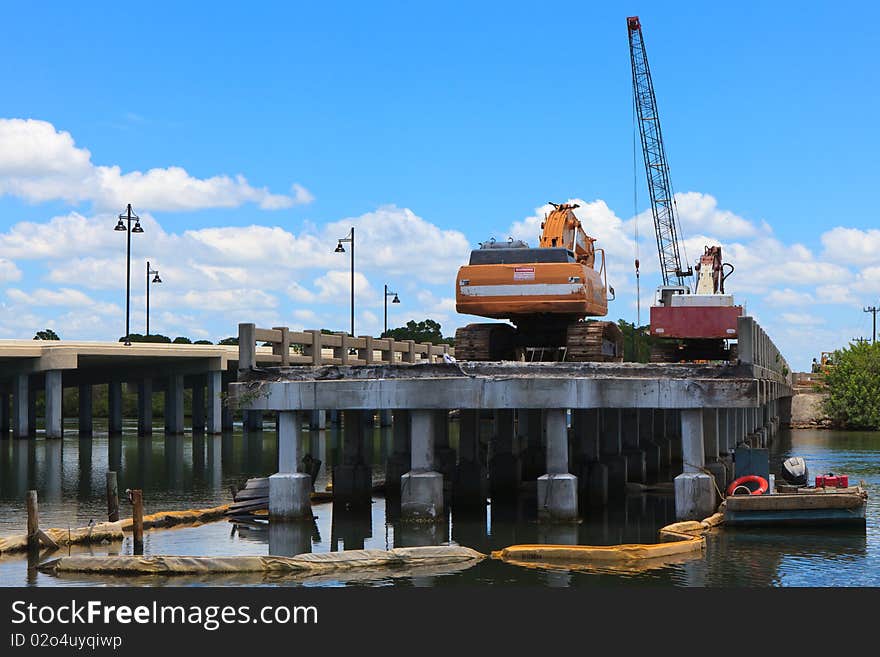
[272,326,290,366]
[359,336,374,364]
[306,330,323,365]
[238,323,256,376]
[405,340,416,364]
[380,339,392,364]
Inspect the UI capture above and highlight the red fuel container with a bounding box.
[815,474,848,488]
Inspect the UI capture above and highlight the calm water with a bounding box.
[0,419,877,587]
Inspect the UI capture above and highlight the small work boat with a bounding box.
[723,455,867,527]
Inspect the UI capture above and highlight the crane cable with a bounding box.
[632,88,641,328]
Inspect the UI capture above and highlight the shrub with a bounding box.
[822,341,880,429]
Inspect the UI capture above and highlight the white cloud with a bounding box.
[0,258,21,282]
[764,288,814,308]
[0,118,309,211]
[780,312,825,326]
[821,227,880,266]
[673,192,762,239]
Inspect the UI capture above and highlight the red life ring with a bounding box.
[726,475,768,497]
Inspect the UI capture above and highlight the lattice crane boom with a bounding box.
[627,15,692,287]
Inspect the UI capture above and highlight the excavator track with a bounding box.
[649,339,737,363]
[454,323,516,361]
[564,321,624,362]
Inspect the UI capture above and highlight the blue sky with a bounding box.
[0,1,877,371]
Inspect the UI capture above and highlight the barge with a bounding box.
[723,485,867,527]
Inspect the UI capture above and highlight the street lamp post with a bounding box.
[384,284,400,337]
[114,204,144,346]
[335,227,355,338]
[146,261,162,336]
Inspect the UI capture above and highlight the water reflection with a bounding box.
[1,425,879,588]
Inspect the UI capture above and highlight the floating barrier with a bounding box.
[491,512,724,573]
[0,522,125,556]
[38,546,486,579]
[120,504,231,531]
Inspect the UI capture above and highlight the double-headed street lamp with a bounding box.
[334,227,355,339]
[146,261,162,336]
[384,284,400,337]
[114,204,144,346]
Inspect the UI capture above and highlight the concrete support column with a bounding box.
[702,408,727,492]
[269,410,312,520]
[108,381,123,435]
[309,409,326,431]
[165,374,185,435]
[674,409,715,520]
[665,409,683,463]
[28,383,36,437]
[78,385,92,437]
[191,380,206,432]
[221,404,234,432]
[401,409,444,520]
[520,409,546,481]
[379,409,393,427]
[385,409,411,497]
[245,410,263,431]
[571,408,606,507]
[652,409,672,468]
[0,393,9,438]
[44,370,63,439]
[600,408,627,497]
[538,408,577,522]
[207,371,223,435]
[638,409,661,476]
[433,409,455,482]
[454,409,486,508]
[332,410,372,505]
[489,409,520,501]
[137,379,153,436]
[621,408,646,483]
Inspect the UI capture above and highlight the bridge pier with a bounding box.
[165,374,184,435]
[489,409,520,502]
[571,408,606,507]
[454,409,487,509]
[674,408,716,520]
[433,410,456,484]
[45,370,63,439]
[600,409,627,497]
[520,409,546,481]
[621,408,646,483]
[207,371,223,435]
[245,410,263,432]
[108,381,123,435]
[385,409,410,498]
[702,408,728,493]
[78,385,92,437]
[269,410,312,520]
[537,407,578,522]
[191,378,206,433]
[0,393,9,438]
[309,409,326,431]
[137,379,153,436]
[12,374,31,438]
[332,410,371,505]
[638,409,661,476]
[401,409,444,521]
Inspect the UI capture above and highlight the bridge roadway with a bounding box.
[229,354,793,524]
[0,340,285,438]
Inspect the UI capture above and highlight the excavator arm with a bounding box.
[538,203,596,267]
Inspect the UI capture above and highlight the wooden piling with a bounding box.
[26,490,38,549]
[106,471,119,522]
[131,489,144,555]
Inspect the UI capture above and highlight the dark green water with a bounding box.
[0,420,876,587]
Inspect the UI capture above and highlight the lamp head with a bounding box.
[334,242,345,253]
[392,294,400,304]
[114,218,127,231]
[131,220,144,233]
[152,273,162,283]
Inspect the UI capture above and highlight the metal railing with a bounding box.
[237,323,453,371]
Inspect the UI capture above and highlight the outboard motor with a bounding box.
[781,457,809,487]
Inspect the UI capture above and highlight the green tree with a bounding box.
[172,336,192,344]
[193,339,213,345]
[822,341,880,429]
[218,337,238,345]
[121,333,172,343]
[616,320,658,363]
[384,319,451,344]
[34,328,60,340]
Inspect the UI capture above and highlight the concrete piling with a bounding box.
[137,379,152,437]
[332,410,372,505]
[108,381,123,435]
[433,409,456,483]
[207,371,223,435]
[401,409,444,521]
[571,409,606,507]
[45,370,63,439]
[520,409,546,481]
[191,379,206,433]
[489,409,520,502]
[600,409,627,497]
[165,374,184,435]
[78,385,92,437]
[385,410,411,498]
[13,375,29,439]
[674,408,715,520]
[454,409,486,509]
[269,410,312,520]
[621,408,646,484]
[537,408,577,522]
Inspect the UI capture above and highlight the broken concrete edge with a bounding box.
[37,546,487,576]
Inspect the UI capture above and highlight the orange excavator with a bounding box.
[454,202,623,361]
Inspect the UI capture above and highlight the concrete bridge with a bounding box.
[229,316,793,522]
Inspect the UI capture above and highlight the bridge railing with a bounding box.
[237,323,453,371]
[737,315,791,384]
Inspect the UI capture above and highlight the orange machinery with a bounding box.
[454,202,623,361]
